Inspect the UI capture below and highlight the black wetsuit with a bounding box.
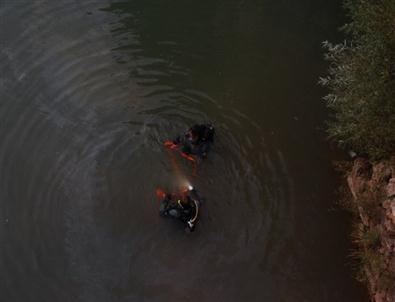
[174,124,215,158]
[159,195,195,223]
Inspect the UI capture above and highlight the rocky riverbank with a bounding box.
[347,158,395,302]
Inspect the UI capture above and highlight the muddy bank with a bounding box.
[347,158,395,301]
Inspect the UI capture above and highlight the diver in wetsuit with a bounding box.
[172,124,215,159]
[159,195,193,220]
[159,190,199,231]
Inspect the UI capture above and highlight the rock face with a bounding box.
[347,157,395,302]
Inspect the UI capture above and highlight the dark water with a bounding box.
[0,1,368,301]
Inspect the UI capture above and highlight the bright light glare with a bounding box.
[175,177,193,191]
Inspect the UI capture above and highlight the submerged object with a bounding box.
[164,124,215,162]
[158,186,201,232]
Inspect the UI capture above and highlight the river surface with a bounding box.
[0,1,368,301]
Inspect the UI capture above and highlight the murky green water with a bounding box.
[0,0,368,301]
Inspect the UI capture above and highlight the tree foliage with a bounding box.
[320,0,395,159]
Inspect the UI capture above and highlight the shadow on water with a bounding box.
[0,0,368,301]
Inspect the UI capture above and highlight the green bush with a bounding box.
[320,0,395,159]
[351,223,385,285]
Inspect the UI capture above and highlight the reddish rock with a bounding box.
[354,158,373,179]
[383,200,395,227]
[387,178,395,198]
[348,158,373,199]
[374,292,385,302]
[391,206,395,226]
[347,157,395,302]
[372,162,392,185]
[383,200,392,209]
